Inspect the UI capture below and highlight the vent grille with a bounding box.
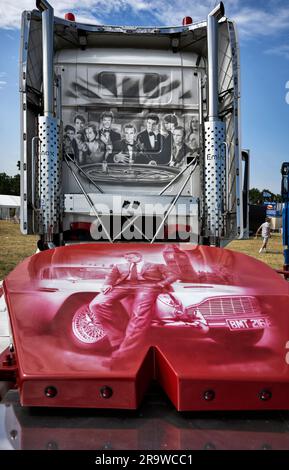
[191,296,260,317]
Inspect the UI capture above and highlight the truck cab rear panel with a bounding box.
[20,8,242,246]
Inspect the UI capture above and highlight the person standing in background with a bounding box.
[255,217,271,253]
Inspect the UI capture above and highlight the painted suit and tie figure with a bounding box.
[137,114,165,164]
[89,252,178,364]
[109,124,150,164]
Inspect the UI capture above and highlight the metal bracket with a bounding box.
[64,159,113,243]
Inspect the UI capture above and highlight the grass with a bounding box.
[0,221,38,279]
[227,233,284,271]
[0,220,284,278]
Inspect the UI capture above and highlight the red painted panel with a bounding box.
[2,243,289,409]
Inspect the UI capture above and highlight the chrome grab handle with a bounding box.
[220,141,229,212]
[31,136,40,210]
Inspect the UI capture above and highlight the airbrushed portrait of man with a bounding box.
[110,124,150,164]
[98,111,121,154]
[63,124,79,162]
[89,251,178,366]
[161,114,179,165]
[73,114,86,133]
[170,126,194,167]
[75,131,90,165]
[137,114,164,162]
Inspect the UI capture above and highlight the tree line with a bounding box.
[249,188,282,205]
[0,173,20,196]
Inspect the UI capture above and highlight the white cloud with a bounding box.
[232,6,289,37]
[0,1,33,29]
[0,0,288,40]
[0,1,101,29]
[0,0,230,29]
[0,72,8,90]
[147,1,210,26]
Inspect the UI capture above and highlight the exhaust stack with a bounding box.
[204,2,226,244]
[36,0,54,117]
[207,2,225,120]
[36,0,62,248]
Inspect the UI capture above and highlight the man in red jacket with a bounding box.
[89,251,178,364]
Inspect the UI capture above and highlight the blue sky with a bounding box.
[0,0,289,193]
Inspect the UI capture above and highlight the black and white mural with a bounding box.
[61,67,200,184]
[63,109,199,183]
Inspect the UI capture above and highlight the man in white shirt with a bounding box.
[255,217,271,253]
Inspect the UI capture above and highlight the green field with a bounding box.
[0,220,284,279]
[0,221,38,279]
[228,232,283,270]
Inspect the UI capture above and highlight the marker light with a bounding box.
[182,16,193,25]
[65,12,75,21]
[100,386,113,399]
[259,389,272,401]
[45,386,58,398]
[203,389,215,401]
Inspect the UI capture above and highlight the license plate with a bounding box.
[226,318,270,331]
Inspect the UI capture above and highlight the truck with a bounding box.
[0,1,288,411]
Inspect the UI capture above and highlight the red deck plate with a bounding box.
[2,243,289,410]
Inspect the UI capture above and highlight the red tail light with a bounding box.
[182,16,193,25]
[65,12,75,22]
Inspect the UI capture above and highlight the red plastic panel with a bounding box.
[3,243,289,409]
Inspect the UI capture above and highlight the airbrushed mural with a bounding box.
[61,69,200,184]
[4,243,288,376]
